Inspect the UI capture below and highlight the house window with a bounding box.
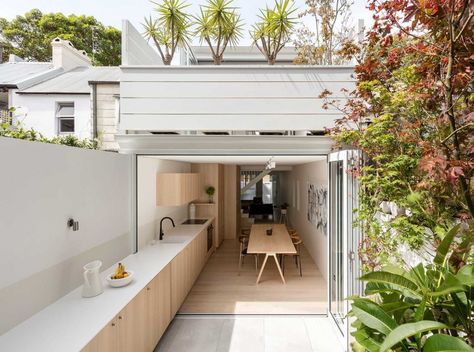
[56,102,75,134]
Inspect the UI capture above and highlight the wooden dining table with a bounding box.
[247,224,297,284]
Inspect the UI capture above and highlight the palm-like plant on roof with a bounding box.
[194,0,244,65]
[143,0,191,65]
[251,0,297,65]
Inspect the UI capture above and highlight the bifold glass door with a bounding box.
[329,160,345,329]
[328,150,362,346]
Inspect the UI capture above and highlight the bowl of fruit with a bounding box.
[106,263,134,288]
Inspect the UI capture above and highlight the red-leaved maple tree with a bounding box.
[328,0,473,268]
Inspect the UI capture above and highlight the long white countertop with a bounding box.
[0,218,214,352]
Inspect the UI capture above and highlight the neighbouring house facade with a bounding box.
[0,54,59,124]
[0,38,119,149]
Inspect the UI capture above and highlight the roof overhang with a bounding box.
[15,91,90,95]
[116,134,333,155]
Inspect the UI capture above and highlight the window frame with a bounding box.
[56,101,75,135]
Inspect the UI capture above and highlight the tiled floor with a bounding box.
[154,315,344,352]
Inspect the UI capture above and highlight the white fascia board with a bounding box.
[119,114,339,131]
[116,134,333,155]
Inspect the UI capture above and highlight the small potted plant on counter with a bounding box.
[205,186,215,203]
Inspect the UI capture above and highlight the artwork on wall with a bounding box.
[307,183,328,235]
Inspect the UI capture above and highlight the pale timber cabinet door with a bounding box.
[118,288,148,352]
[156,173,200,206]
[81,317,119,352]
[170,230,209,316]
[147,264,172,350]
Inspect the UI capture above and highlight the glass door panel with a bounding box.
[329,160,345,329]
[328,149,362,348]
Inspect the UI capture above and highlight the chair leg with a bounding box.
[238,253,242,275]
[299,254,302,276]
[254,255,258,273]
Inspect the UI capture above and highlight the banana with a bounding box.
[112,263,128,279]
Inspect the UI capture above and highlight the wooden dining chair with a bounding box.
[238,235,258,275]
[282,235,303,277]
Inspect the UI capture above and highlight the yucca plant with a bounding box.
[349,223,474,351]
[194,0,243,65]
[143,0,191,65]
[250,0,297,65]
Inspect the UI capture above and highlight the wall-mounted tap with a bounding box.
[159,217,175,240]
[68,218,79,231]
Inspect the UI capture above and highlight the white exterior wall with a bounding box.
[0,138,132,334]
[287,160,328,282]
[11,92,92,139]
[120,66,355,132]
[95,83,120,151]
[137,156,191,249]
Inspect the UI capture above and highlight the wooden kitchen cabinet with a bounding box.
[82,265,172,352]
[170,228,210,317]
[118,289,148,352]
[156,173,200,206]
[81,317,119,352]
[82,230,209,352]
[147,264,171,350]
[171,246,189,317]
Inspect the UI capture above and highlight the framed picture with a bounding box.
[307,182,328,235]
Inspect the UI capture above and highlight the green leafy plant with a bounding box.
[349,224,474,351]
[194,0,243,65]
[0,122,99,150]
[143,0,191,65]
[205,186,215,203]
[250,0,297,65]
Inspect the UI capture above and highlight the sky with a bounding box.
[0,0,373,45]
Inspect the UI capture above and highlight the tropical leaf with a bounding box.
[380,321,449,352]
[351,298,398,335]
[456,264,474,286]
[381,301,414,313]
[414,296,426,321]
[430,272,466,297]
[352,328,382,352]
[422,333,473,351]
[433,224,461,266]
[360,271,421,297]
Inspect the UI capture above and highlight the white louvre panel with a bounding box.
[120,66,355,132]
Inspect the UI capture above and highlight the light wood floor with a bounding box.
[179,239,327,314]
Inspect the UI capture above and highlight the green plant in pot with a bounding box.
[205,186,215,203]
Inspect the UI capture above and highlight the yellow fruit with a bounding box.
[112,263,127,279]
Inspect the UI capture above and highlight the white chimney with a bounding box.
[51,37,92,70]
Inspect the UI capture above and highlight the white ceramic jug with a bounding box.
[82,260,104,298]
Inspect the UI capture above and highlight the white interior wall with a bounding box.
[11,93,91,139]
[287,160,328,282]
[137,156,191,249]
[0,138,132,334]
